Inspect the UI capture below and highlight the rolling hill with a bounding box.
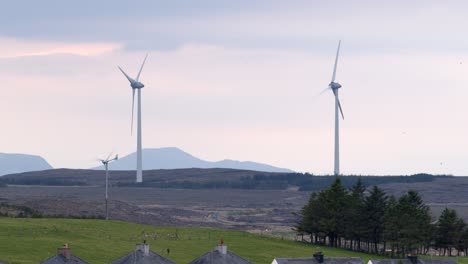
[0,153,53,176]
[93,147,293,173]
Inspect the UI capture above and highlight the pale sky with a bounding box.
[1,1,468,175]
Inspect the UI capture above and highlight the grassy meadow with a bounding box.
[0,218,464,264]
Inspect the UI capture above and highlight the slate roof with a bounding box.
[369,259,457,264]
[40,254,90,264]
[273,257,364,264]
[189,249,252,264]
[110,250,176,264]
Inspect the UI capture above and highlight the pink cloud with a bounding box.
[0,38,122,58]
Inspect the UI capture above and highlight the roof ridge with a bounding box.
[110,248,175,264]
[226,249,252,263]
[39,254,90,264]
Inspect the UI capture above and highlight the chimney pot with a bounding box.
[57,247,71,260]
[215,244,227,255]
[136,244,150,256]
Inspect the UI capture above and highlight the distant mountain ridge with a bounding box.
[0,153,53,176]
[93,147,293,173]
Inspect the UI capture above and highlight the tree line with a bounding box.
[115,173,446,191]
[295,177,468,257]
[0,171,450,190]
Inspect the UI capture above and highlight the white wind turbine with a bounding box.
[118,54,148,183]
[325,41,344,176]
[99,153,118,220]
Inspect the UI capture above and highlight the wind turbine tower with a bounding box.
[100,153,118,220]
[326,41,344,176]
[118,54,148,183]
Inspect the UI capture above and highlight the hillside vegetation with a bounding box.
[0,168,451,192]
[0,218,465,264]
[0,218,385,264]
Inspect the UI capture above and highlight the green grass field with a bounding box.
[0,218,465,264]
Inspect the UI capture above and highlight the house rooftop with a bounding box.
[111,243,176,264]
[369,259,457,264]
[40,245,89,264]
[273,257,364,264]
[189,243,251,264]
[40,255,90,264]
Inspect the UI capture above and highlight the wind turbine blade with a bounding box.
[118,66,135,84]
[320,87,331,96]
[336,96,345,120]
[135,53,148,82]
[331,40,341,82]
[105,152,113,161]
[312,87,331,100]
[131,89,135,135]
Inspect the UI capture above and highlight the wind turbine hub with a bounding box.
[131,82,145,89]
[330,82,342,90]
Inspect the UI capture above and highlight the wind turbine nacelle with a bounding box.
[131,82,145,89]
[330,82,342,90]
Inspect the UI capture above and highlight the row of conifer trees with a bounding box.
[295,178,468,257]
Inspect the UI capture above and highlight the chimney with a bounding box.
[407,255,418,264]
[313,252,324,263]
[136,242,150,256]
[214,239,227,255]
[57,244,71,260]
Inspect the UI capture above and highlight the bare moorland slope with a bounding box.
[1,168,467,232]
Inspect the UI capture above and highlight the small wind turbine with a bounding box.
[118,54,148,183]
[99,153,118,220]
[325,40,344,176]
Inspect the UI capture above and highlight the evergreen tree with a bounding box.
[436,208,466,256]
[461,227,468,256]
[297,192,323,243]
[395,190,432,254]
[346,178,367,250]
[318,177,349,247]
[364,186,388,253]
[383,195,400,257]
